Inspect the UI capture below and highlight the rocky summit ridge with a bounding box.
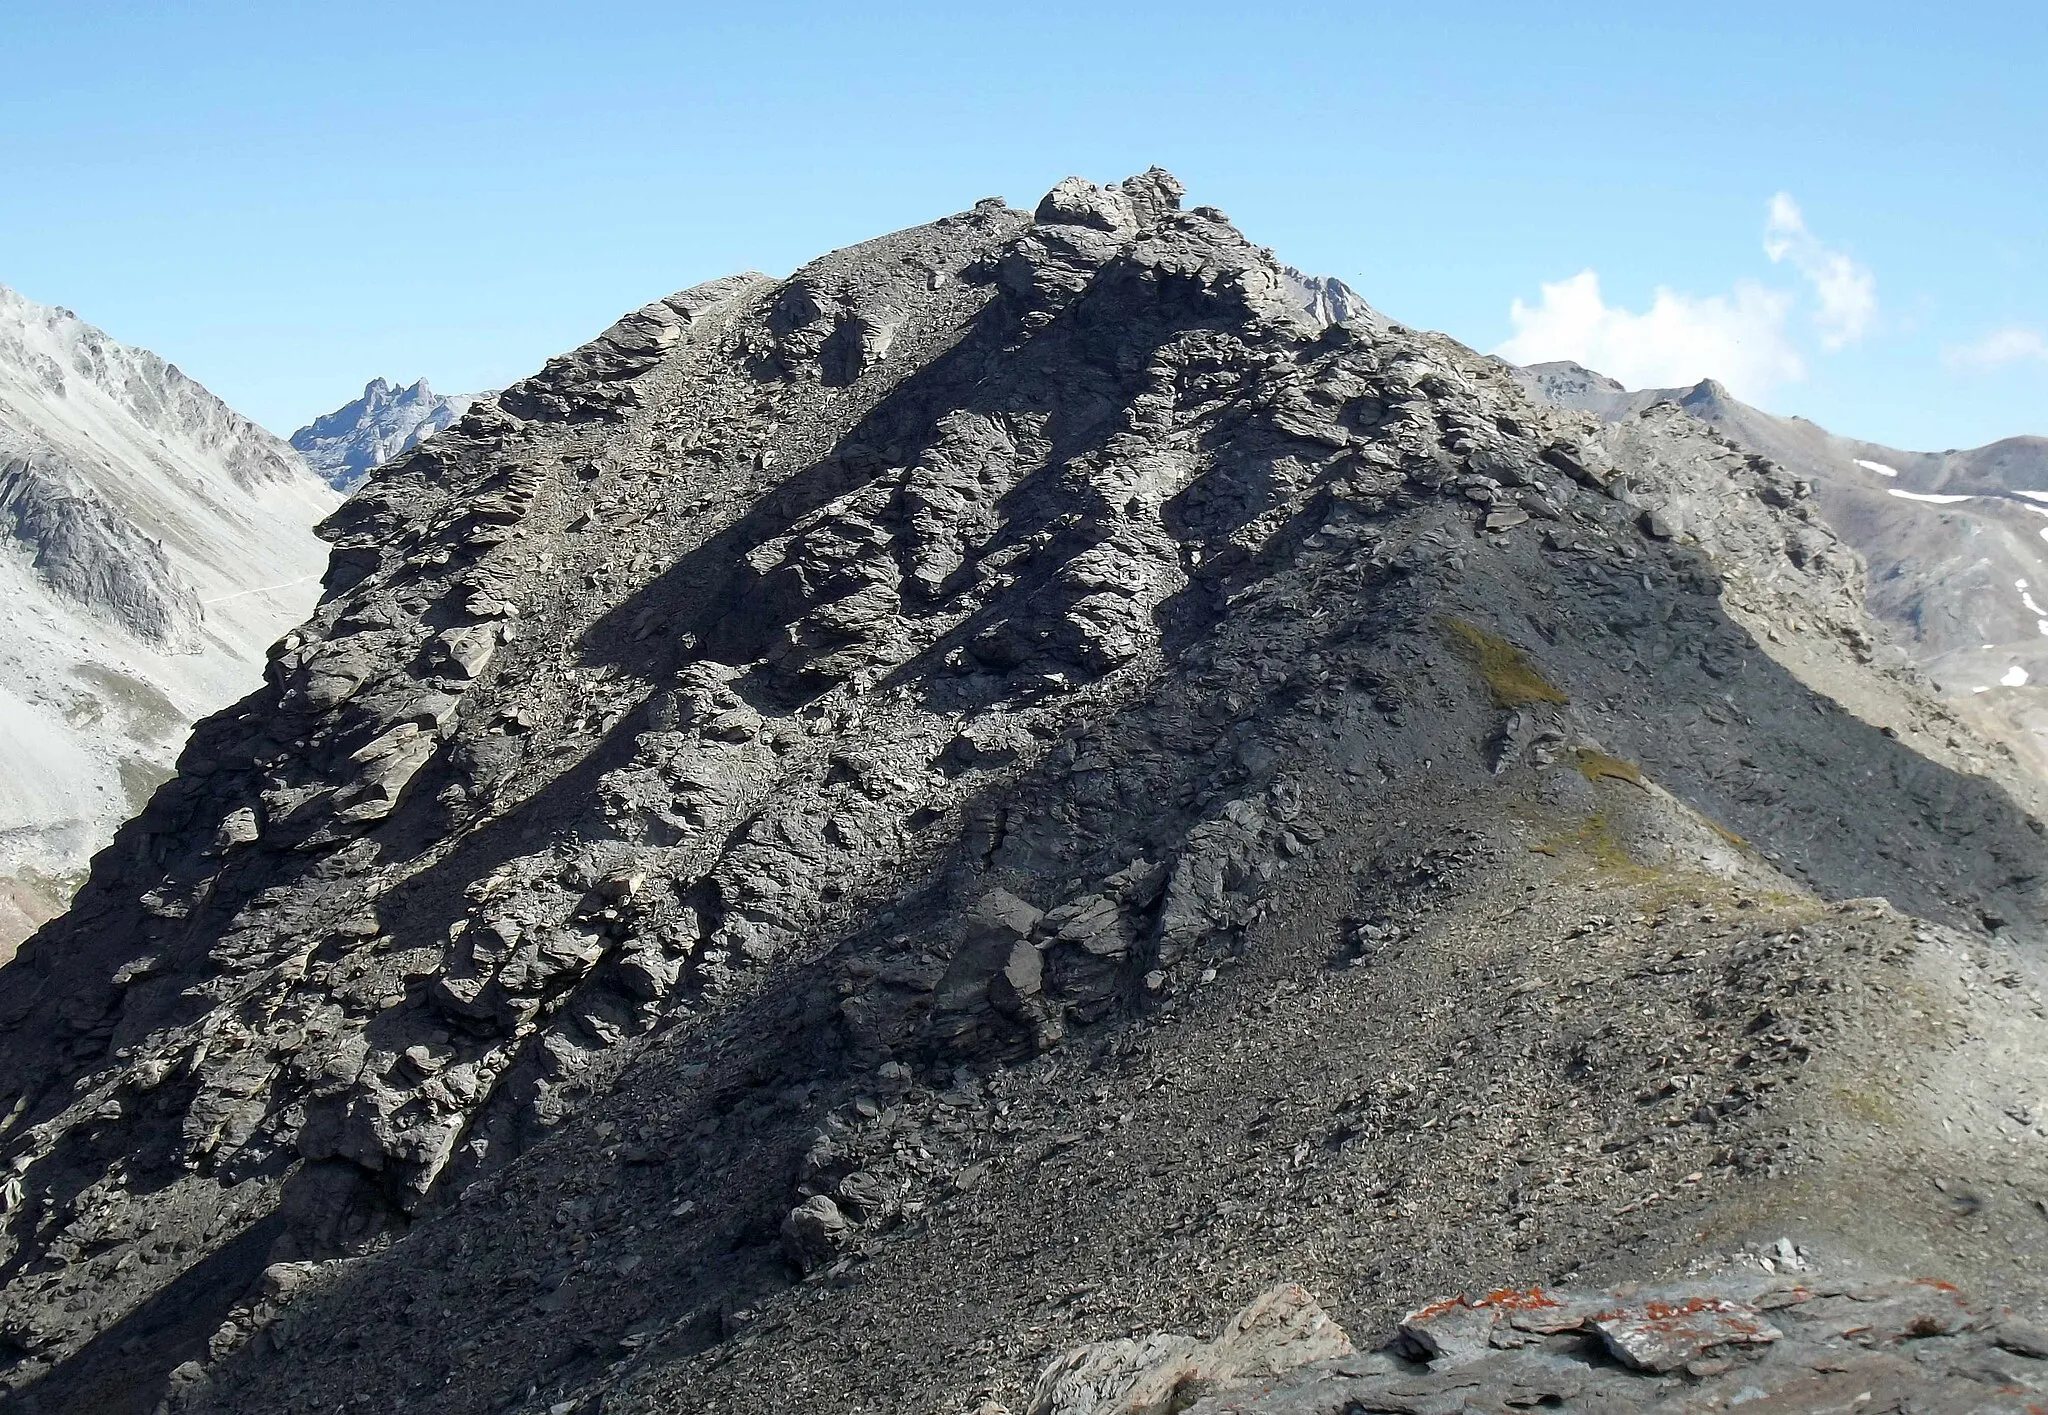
[0,172,2044,1415]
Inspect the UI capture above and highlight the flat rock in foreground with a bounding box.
[1016,1273,2048,1414]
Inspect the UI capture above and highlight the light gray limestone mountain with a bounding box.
[290,377,486,490]
[0,286,339,954]
[1515,360,2048,778]
[0,174,2043,1415]
[1280,266,1380,330]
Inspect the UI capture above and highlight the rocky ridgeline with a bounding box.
[0,173,2042,1414]
[1519,358,2048,791]
[1003,1270,2048,1414]
[0,285,314,500]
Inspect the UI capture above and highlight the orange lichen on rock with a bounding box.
[1472,1288,1562,1311]
[1403,1295,1471,1323]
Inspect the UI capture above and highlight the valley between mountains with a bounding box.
[0,172,2044,1415]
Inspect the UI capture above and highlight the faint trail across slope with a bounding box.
[200,574,321,606]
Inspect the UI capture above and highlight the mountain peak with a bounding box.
[291,378,484,489]
[1679,376,1736,409]
[2,182,2043,1415]
[4,177,2048,1415]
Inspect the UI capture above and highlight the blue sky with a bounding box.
[2,1,2042,451]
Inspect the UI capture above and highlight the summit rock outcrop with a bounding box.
[0,174,2042,1415]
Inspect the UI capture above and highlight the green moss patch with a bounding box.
[1442,618,1569,708]
[1572,748,1644,787]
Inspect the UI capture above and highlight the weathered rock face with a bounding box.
[0,174,2044,1415]
[0,456,200,647]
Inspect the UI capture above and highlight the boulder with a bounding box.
[1026,1284,1350,1415]
[780,1195,855,1273]
[1034,177,1138,235]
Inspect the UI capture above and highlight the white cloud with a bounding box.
[1496,269,1804,400]
[1944,327,2048,370]
[1763,193,1877,348]
[1497,194,1880,395]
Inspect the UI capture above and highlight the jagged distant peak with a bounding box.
[358,374,438,403]
[291,377,488,490]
